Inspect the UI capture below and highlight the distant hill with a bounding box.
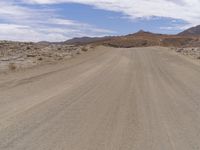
[63,25,200,48]
[102,30,195,48]
[128,30,162,37]
[178,25,200,36]
[64,30,168,47]
[64,36,112,45]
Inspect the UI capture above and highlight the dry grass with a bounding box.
[76,50,81,54]
[8,63,17,71]
[81,47,88,52]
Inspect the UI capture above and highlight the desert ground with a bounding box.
[0,41,90,73]
[0,46,200,150]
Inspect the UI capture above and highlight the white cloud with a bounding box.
[160,24,194,31]
[0,1,114,42]
[24,0,200,26]
[0,24,66,42]
[49,19,79,26]
[0,22,114,42]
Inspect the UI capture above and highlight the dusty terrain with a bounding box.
[0,46,200,150]
[0,41,91,72]
[172,47,200,60]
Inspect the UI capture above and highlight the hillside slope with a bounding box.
[178,25,200,36]
[64,36,112,45]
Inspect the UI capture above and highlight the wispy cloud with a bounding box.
[24,0,200,26]
[0,23,67,42]
[0,0,114,42]
[160,24,193,31]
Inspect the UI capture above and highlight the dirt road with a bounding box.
[0,46,200,150]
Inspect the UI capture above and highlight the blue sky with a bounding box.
[0,0,199,42]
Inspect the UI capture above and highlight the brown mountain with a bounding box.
[128,30,162,37]
[65,25,200,48]
[102,30,195,48]
[178,25,200,36]
[64,36,112,45]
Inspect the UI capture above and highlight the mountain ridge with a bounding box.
[178,25,200,36]
[64,25,200,48]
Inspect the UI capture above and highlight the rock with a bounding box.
[176,48,183,52]
[38,57,43,61]
[27,54,37,57]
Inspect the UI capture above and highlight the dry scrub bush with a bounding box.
[81,47,88,52]
[8,63,17,71]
